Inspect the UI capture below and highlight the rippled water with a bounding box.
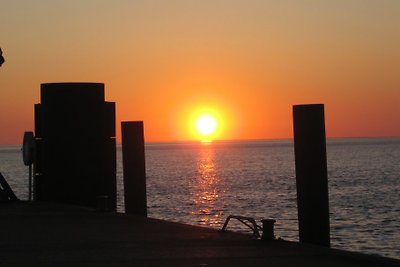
[1,138,399,259]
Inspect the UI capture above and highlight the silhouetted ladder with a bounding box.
[0,172,19,202]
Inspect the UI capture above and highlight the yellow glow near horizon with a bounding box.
[188,107,224,142]
[195,115,217,137]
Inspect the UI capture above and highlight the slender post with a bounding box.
[22,131,35,201]
[121,121,147,216]
[293,104,330,247]
[28,165,32,201]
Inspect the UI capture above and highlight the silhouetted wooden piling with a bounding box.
[293,104,330,247]
[121,121,147,216]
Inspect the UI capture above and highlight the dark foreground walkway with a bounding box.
[1,202,399,266]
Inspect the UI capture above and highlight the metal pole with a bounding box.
[28,164,32,201]
[293,104,330,247]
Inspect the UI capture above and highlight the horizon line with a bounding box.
[1,135,400,147]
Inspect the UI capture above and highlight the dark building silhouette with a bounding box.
[34,83,116,210]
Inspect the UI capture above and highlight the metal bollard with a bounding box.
[261,219,276,241]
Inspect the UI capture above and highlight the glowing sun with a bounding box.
[195,115,218,137]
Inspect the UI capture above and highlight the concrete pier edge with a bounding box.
[1,201,399,267]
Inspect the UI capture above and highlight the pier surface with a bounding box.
[1,202,399,266]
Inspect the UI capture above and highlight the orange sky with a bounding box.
[0,1,399,144]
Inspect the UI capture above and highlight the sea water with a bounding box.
[1,138,399,259]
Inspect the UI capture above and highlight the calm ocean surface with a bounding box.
[1,138,399,259]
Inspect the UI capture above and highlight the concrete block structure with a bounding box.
[34,83,116,210]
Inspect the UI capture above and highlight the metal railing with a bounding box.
[221,215,263,238]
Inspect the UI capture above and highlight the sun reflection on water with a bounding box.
[191,145,224,226]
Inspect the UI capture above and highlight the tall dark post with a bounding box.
[293,104,330,247]
[121,121,147,216]
[34,83,116,210]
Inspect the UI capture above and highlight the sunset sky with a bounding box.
[1,1,399,144]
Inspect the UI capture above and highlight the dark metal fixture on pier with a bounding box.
[261,219,276,241]
[22,131,35,201]
[0,48,4,67]
[0,172,18,202]
[222,215,276,240]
